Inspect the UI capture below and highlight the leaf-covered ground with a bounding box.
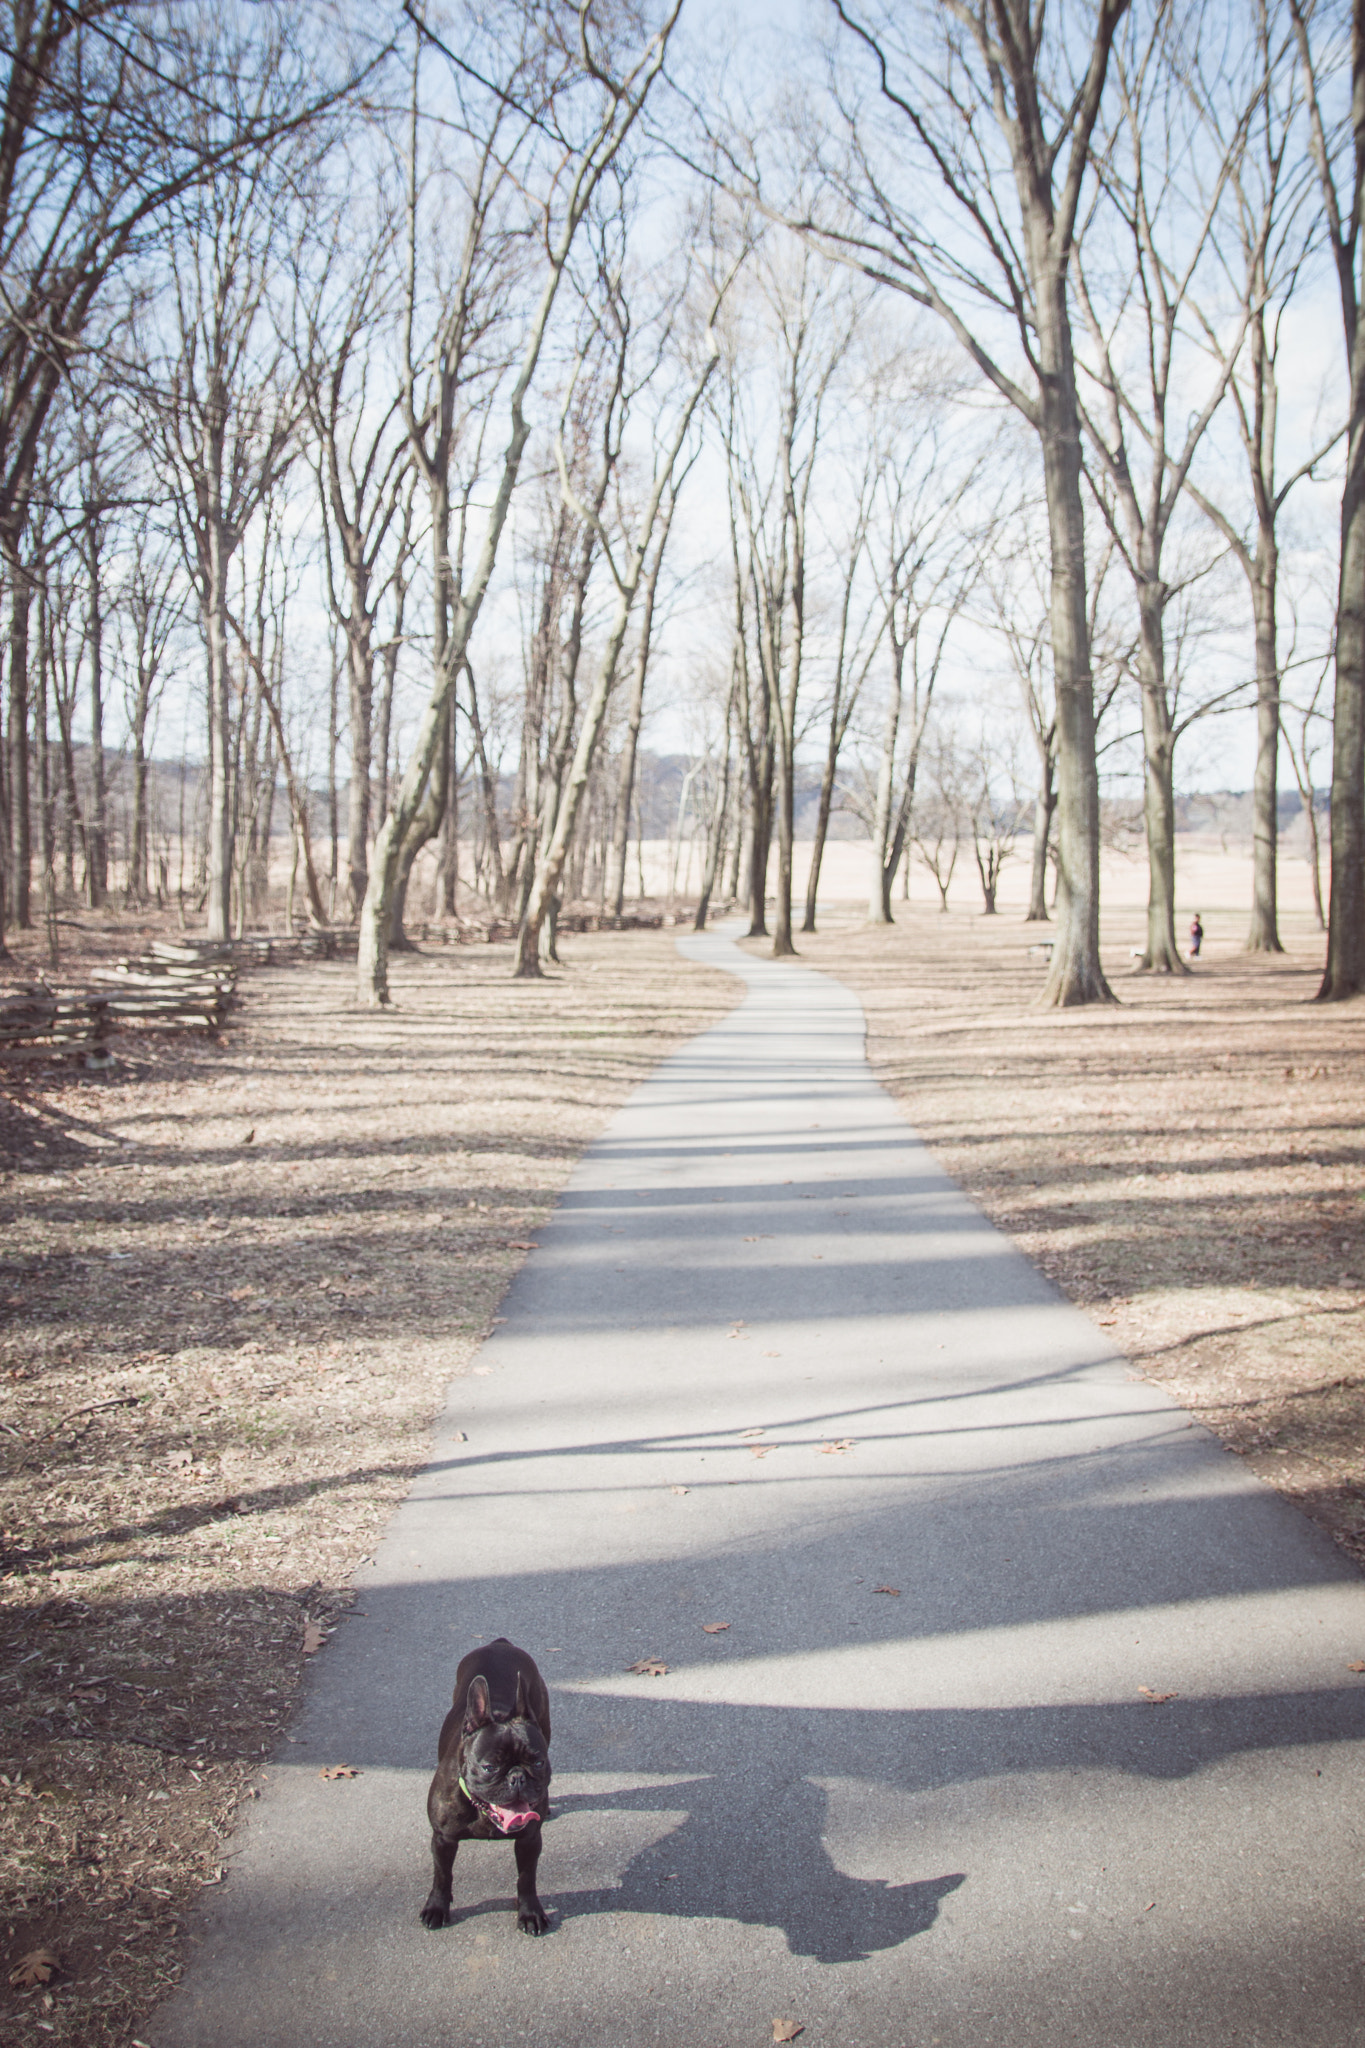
[795,897,1365,1571]
[0,924,738,2045]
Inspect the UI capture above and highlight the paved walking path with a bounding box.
[153,931,1365,2048]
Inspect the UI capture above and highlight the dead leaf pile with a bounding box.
[626,1658,669,1677]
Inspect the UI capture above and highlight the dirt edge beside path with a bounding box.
[0,929,738,2047]
[791,905,1365,1578]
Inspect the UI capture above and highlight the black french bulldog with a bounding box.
[420,1637,553,1936]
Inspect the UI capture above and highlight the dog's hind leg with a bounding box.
[420,1831,459,1929]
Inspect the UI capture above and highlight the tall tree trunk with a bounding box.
[86,526,107,908]
[770,726,796,955]
[516,573,636,976]
[390,763,444,949]
[7,571,31,926]
[437,699,458,915]
[1038,270,1113,1005]
[204,520,233,939]
[1026,748,1057,922]
[464,663,505,904]
[229,610,328,927]
[803,678,846,935]
[326,642,340,917]
[129,713,150,902]
[1307,0,1365,997]
[695,744,732,932]
[36,588,56,964]
[346,628,373,917]
[607,605,653,917]
[1136,581,1185,972]
[1322,412,1365,997]
[746,753,773,936]
[868,645,903,926]
[1246,540,1283,952]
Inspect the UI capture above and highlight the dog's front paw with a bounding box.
[420,1895,450,1930]
[517,1897,550,1936]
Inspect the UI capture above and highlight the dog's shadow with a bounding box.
[449,1774,964,1963]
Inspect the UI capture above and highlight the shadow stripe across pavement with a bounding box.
[150,927,1365,2048]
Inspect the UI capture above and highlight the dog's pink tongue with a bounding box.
[490,1805,536,1832]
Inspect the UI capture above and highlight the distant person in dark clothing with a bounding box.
[1189,913,1204,958]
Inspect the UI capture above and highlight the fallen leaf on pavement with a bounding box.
[750,1446,770,1458]
[702,1622,730,1634]
[506,1241,538,1251]
[319,1764,360,1779]
[670,1484,689,1495]
[740,1428,765,1438]
[1348,1661,1365,1673]
[627,1658,669,1676]
[9,1949,60,1989]
[772,2021,804,2043]
[302,1620,325,1655]
[819,1438,855,1454]
[1138,1687,1177,1703]
[1143,1901,1155,1912]
[242,1128,255,1145]
[762,1349,781,1356]
[872,1585,900,1596]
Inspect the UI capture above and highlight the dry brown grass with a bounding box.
[0,922,737,2046]
[793,890,1365,1574]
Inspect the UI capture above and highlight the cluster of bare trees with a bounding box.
[1,0,1363,1011]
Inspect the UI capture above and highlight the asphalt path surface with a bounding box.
[152,929,1365,2048]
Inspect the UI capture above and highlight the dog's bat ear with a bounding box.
[513,1669,530,1720]
[463,1675,492,1732]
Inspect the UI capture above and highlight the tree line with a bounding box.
[0,0,1360,1008]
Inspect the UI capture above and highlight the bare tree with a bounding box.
[604,468,687,920]
[864,406,985,924]
[1182,4,1339,954]
[1074,4,1265,972]
[967,724,1024,913]
[724,243,853,956]
[913,728,966,912]
[1289,0,1365,996]
[0,4,375,936]
[1282,647,1332,927]
[800,440,881,932]
[757,0,1131,1002]
[358,1,682,1004]
[119,527,185,903]
[297,192,411,918]
[515,261,729,975]
[148,67,317,939]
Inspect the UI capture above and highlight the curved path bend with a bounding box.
[154,930,1365,2048]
